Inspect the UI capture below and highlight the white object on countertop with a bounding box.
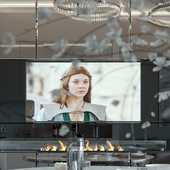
[116,167,147,170]
[146,164,170,170]
[54,162,67,170]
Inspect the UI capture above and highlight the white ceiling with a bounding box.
[0,0,169,59]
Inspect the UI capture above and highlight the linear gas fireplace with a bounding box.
[0,139,166,152]
[40,140,124,152]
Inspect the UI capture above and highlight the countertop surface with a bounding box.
[23,153,154,164]
[9,166,147,170]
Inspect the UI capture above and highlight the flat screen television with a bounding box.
[26,61,141,122]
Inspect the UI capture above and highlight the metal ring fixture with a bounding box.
[53,0,97,16]
[71,2,121,22]
[53,0,121,22]
[148,1,170,27]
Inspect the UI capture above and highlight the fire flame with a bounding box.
[106,140,114,151]
[40,140,124,152]
[84,147,87,151]
[99,145,105,151]
[51,145,57,151]
[94,143,98,151]
[43,143,51,151]
[117,145,124,151]
[84,140,93,151]
[59,140,67,151]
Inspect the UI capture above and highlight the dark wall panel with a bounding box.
[0,60,25,100]
[0,101,25,122]
[0,60,25,122]
[141,60,159,123]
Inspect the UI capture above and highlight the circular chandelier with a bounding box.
[148,1,170,27]
[53,0,97,16]
[53,0,121,22]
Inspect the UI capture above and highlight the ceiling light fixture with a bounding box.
[148,1,170,27]
[53,0,121,22]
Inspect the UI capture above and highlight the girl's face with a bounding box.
[68,73,90,98]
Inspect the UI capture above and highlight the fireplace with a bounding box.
[40,140,124,152]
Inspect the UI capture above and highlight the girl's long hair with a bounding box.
[53,66,92,109]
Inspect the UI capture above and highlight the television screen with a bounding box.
[26,61,141,122]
